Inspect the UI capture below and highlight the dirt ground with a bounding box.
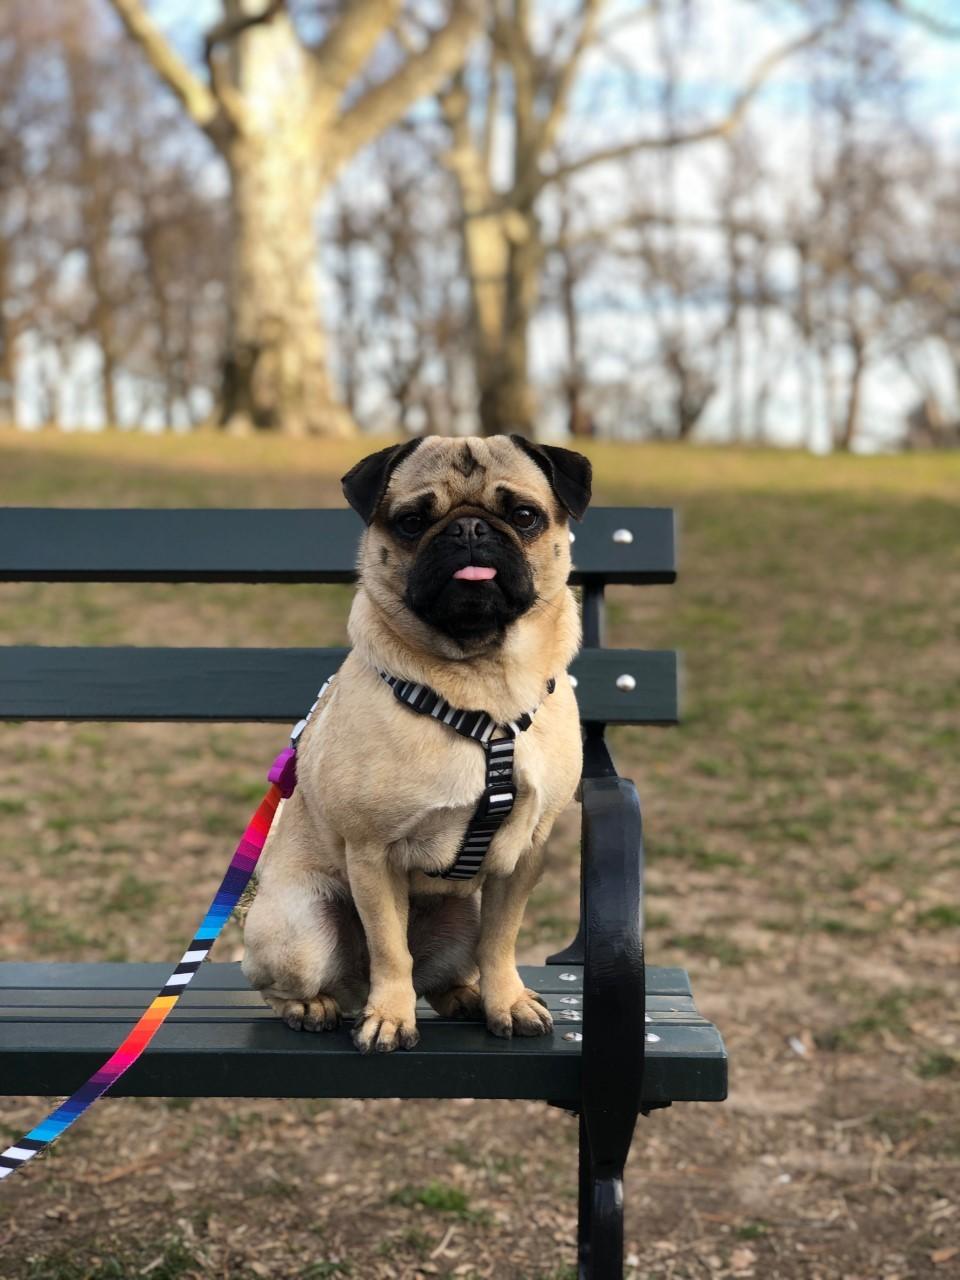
[0,435,958,1280]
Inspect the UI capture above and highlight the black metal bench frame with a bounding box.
[0,505,726,1279]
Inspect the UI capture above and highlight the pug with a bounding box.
[242,434,591,1053]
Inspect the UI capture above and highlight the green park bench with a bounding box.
[0,505,727,1279]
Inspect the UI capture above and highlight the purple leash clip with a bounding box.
[267,747,298,798]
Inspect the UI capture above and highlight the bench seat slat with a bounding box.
[0,964,727,1105]
[0,962,693,997]
[0,646,679,725]
[0,507,676,585]
[0,1004,709,1025]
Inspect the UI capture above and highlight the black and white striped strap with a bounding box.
[380,671,555,880]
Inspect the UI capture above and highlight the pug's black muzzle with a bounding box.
[404,509,536,642]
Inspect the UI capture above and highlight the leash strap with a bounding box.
[0,678,332,1184]
[380,673,555,881]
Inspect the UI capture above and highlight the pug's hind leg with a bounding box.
[243,825,363,1033]
[263,990,342,1033]
[411,893,483,1019]
[244,884,354,1032]
[426,984,483,1019]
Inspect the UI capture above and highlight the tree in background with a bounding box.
[4,0,960,448]
[106,0,479,436]
[515,0,960,449]
[437,0,835,437]
[328,132,472,437]
[0,25,22,424]
[0,1,228,429]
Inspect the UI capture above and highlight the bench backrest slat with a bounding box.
[0,507,676,585]
[0,647,679,725]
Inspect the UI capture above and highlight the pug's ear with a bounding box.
[510,435,592,521]
[341,439,423,524]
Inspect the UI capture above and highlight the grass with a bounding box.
[736,1221,772,1240]
[917,1051,959,1079]
[25,1238,197,1280]
[388,1181,487,1221]
[0,431,958,1280]
[916,904,960,930]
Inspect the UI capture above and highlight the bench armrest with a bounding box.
[580,741,646,1139]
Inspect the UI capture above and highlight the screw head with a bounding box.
[616,674,637,692]
[569,675,578,689]
[562,1031,583,1042]
[559,973,579,982]
[569,530,575,543]
[560,1010,581,1021]
[560,995,580,1005]
[612,528,634,544]
[645,1032,661,1043]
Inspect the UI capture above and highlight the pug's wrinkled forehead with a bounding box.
[387,437,556,521]
[341,435,591,528]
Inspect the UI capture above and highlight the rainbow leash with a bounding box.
[0,730,308,1183]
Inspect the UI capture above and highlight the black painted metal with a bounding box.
[580,580,605,650]
[578,771,646,1278]
[546,727,616,967]
[0,646,679,725]
[0,506,676,585]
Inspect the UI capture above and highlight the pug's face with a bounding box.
[342,435,592,653]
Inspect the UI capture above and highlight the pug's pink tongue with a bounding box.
[453,566,497,581]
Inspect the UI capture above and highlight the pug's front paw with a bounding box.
[485,988,553,1039]
[352,1003,420,1054]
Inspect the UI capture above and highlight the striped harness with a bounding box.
[380,671,555,881]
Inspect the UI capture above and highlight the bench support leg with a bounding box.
[577,1106,637,1279]
[577,1114,593,1274]
[578,765,645,1279]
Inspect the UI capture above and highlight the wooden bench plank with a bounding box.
[0,964,726,1105]
[0,507,676,585]
[0,961,694,997]
[0,647,680,725]
[0,1001,709,1026]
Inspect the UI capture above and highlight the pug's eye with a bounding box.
[395,512,425,538]
[511,506,541,533]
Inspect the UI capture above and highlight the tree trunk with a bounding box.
[218,9,353,437]
[89,261,120,428]
[466,210,540,438]
[0,233,15,425]
[837,332,866,452]
[558,216,593,438]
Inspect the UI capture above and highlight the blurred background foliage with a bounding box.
[1,0,959,451]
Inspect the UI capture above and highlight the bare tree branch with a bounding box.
[440,70,495,212]
[106,0,220,133]
[881,0,960,38]
[480,34,500,173]
[327,1,481,172]
[543,20,838,188]
[309,0,403,128]
[537,0,605,156]
[204,0,286,129]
